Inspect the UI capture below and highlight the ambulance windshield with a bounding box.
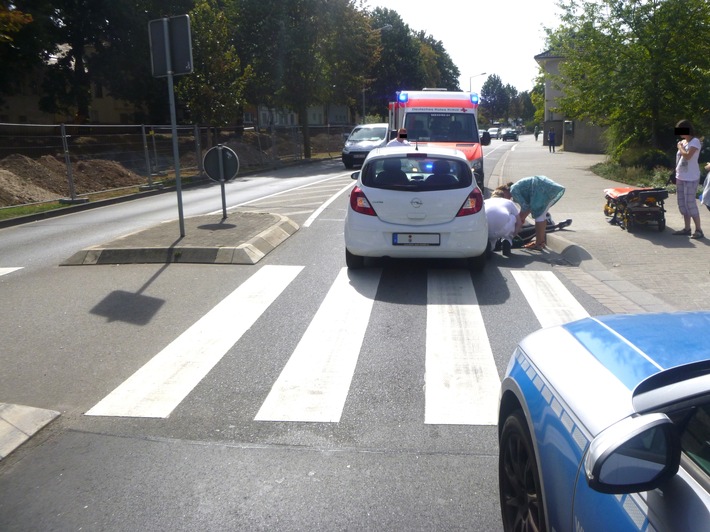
[404,112,479,143]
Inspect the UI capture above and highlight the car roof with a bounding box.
[353,122,388,129]
[518,311,710,432]
[366,145,468,161]
[564,312,710,384]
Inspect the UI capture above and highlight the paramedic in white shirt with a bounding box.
[387,128,410,146]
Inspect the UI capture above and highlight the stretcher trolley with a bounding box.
[603,186,668,232]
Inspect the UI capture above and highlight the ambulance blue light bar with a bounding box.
[397,92,409,103]
[470,93,479,104]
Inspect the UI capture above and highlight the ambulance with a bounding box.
[388,89,491,188]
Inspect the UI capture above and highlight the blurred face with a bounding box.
[675,126,691,139]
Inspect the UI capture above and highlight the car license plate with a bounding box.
[354,153,366,159]
[392,233,440,246]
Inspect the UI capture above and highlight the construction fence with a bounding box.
[0,123,353,207]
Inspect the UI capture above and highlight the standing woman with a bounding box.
[673,119,703,239]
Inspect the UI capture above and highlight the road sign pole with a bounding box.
[218,145,227,219]
[162,18,185,237]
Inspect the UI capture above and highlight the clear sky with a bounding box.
[361,0,565,94]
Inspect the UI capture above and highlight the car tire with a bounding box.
[467,246,488,272]
[345,249,364,269]
[499,410,547,532]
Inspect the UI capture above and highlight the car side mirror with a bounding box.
[585,413,680,495]
[480,131,491,146]
[351,171,359,180]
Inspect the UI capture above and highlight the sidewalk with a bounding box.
[491,137,710,312]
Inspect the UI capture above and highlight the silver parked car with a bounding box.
[341,123,389,169]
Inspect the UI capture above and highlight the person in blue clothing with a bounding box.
[498,176,566,250]
[548,129,556,153]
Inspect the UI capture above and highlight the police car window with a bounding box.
[680,403,710,476]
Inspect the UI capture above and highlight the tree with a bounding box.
[414,32,460,90]
[0,3,32,43]
[89,0,197,124]
[0,2,35,101]
[175,0,251,126]
[480,74,509,124]
[367,8,423,115]
[319,1,380,122]
[530,73,545,125]
[548,0,710,157]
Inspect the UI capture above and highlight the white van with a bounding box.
[341,123,389,168]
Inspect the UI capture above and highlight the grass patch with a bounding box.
[0,201,68,221]
[591,161,674,189]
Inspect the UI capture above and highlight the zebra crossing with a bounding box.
[86,266,590,425]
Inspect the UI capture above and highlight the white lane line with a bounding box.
[0,268,22,277]
[512,270,589,328]
[236,174,351,207]
[302,182,354,228]
[86,265,303,418]
[425,270,500,425]
[255,267,381,422]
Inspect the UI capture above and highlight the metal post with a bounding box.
[163,17,186,237]
[61,124,77,201]
[217,145,227,219]
[362,88,366,120]
[194,124,203,177]
[141,124,154,188]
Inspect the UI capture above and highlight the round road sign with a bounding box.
[203,145,239,182]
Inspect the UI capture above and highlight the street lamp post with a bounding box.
[469,72,487,92]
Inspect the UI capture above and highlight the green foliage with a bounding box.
[175,0,252,126]
[480,74,509,123]
[1,0,478,137]
[617,147,672,170]
[592,161,675,189]
[548,0,710,157]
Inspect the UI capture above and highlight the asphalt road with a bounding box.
[0,139,613,531]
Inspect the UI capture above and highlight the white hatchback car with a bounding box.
[344,146,488,270]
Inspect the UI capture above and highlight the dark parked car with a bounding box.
[501,128,519,141]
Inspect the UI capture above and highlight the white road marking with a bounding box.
[0,267,22,277]
[302,182,354,227]
[86,265,303,418]
[425,270,500,425]
[512,270,590,328]
[255,267,381,422]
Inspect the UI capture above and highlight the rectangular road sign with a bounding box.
[149,15,193,78]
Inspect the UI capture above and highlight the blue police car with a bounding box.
[498,312,710,531]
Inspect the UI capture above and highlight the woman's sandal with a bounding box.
[523,241,546,251]
[673,228,692,236]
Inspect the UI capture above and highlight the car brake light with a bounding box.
[456,188,484,216]
[349,186,377,216]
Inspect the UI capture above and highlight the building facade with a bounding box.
[534,50,605,154]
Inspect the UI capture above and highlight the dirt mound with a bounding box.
[0,154,159,207]
[0,168,60,205]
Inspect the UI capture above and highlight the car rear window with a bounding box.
[361,156,472,191]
